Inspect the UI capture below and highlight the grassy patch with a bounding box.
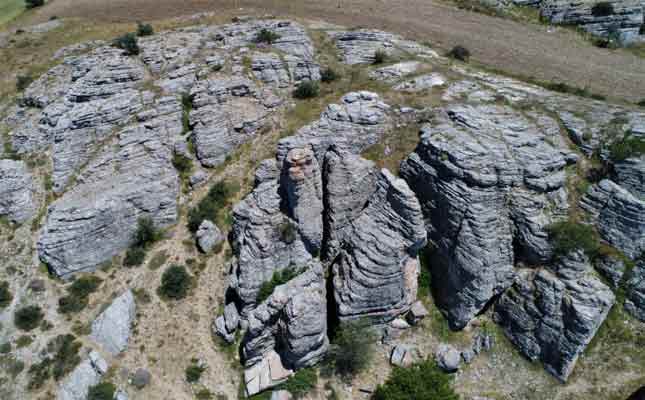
[256,267,302,304]
[147,250,169,271]
[0,281,13,309]
[185,361,206,383]
[324,320,375,381]
[0,0,25,27]
[187,180,240,233]
[279,368,318,399]
[609,132,645,162]
[362,123,421,175]
[547,219,599,259]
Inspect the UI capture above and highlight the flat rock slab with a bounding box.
[90,290,136,355]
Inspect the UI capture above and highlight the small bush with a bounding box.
[254,28,281,44]
[48,334,82,380]
[14,305,44,331]
[547,220,599,259]
[159,265,192,300]
[28,358,52,389]
[447,45,470,62]
[25,0,45,9]
[373,49,387,64]
[320,67,340,83]
[172,152,193,177]
[609,132,645,162]
[279,368,318,399]
[325,320,375,380]
[187,181,238,232]
[58,275,102,314]
[280,222,297,244]
[293,80,320,99]
[185,363,205,382]
[638,99,645,107]
[58,295,88,314]
[372,360,459,400]
[113,32,140,56]
[133,216,162,248]
[181,93,193,134]
[88,382,116,400]
[0,281,13,309]
[16,75,34,91]
[591,2,614,17]
[136,22,154,37]
[124,246,147,267]
[256,267,301,303]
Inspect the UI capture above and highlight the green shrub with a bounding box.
[172,152,193,178]
[372,360,459,400]
[320,67,340,83]
[136,22,154,37]
[447,45,470,62]
[196,389,215,399]
[638,99,645,107]
[27,333,83,387]
[58,295,88,314]
[113,32,140,56]
[373,49,387,64]
[28,358,52,389]
[187,181,238,232]
[25,0,45,9]
[16,75,34,91]
[325,320,375,380]
[254,29,281,44]
[124,246,147,267]
[58,275,102,314]
[279,222,297,244]
[185,363,205,382]
[293,80,320,99]
[159,265,192,300]
[0,281,13,309]
[256,267,301,303]
[88,382,116,400]
[609,133,645,162]
[279,368,318,399]
[133,216,162,248]
[591,2,614,17]
[181,93,193,134]
[547,220,599,259]
[14,305,44,331]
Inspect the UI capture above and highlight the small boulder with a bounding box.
[214,315,235,344]
[435,344,461,372]
[406,301,429,325]
[390,345,416,367]
[196,220,224,253]
[271,390,293,400]
[28,279,46,292]
[90,290,136,355]
[131,368,151,389]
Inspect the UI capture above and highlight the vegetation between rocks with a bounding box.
[112,32,140,55]
[14,305,44,331]
[58,275,102,314]
[256,267,302,303]
[87,382,116,400]
[372,360,459,400]
[124,216,163,267]
[159,264,192,300]
[547,220,599,259]
[136,22,154,37]
[0,281,12,309]
[27,334,82,390]
[187,181,239,232]
[324,320,375,380]
[609,132,645,162]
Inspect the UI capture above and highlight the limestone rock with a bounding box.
[330,30,437,65]
[614,156,645,200]
[332,169,427,322]
[0,160,35,224]
[580,179,645,260]
[244,350,293,396]
[242,261,328,370]
[271,390,293,400]
[406,300,429,325]
[390,345,417,367]
[196,220,224,253]
[90,290,136,355]
[368,61,422,82]
[625,262,645,322]
[400,104,569,329]
[595,254,627,288]
[494,251,615,382]
[393,73,447,92]
[131,368,151,389]
[435,344,461,372]
[57,351,108,400]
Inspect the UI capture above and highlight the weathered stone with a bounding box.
[390,345,416,367]
[244,350,293,396]
[393,73,446,92]
[595,254,627,288]
[196,220,224,253]
[625,262,645,322]
[330,30,437,65]
[435,344,461,372]
[271,390,293,400]
[369,61,422,82]
[57,351,108,400]
[90,290,136,355]
[214,315,235,343]
[580,179,645,260]
[614,156,645,200]
[0,160,35,224]
[406,300,429,325]
[131,368,151,389]
[401,104,569,329]
[224,302,240,333]
[332,169,427,322]
[494,251,615,382]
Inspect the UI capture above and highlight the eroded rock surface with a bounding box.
[0,160,35,223]
[329,30,437,65]
[57,351,108,400]
[625,262,645,322]
[90,290,136,355]
[494,251,615,382]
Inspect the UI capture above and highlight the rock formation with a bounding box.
[57,351,108,400]
[90,290,136,355]
[625,262,645,322]
[0,160,35,224]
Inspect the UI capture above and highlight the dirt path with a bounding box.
[21,0,645,102]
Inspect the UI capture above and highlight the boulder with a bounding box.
[0,160,35,224]
[406,300,429,326]
[435,344,461,372]
[271,390,293,400]
[400,104,569,329]
[90,290,136,355]
[131,368,151,389]
[57,351,108,400]
[625,262,645,322]
[494,251,615,382]
[580,179,645,260]
[196,220,224,253]
[390,345,417,367]
[244,350,293,396]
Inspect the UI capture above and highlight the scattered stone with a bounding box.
[393,73,446,92]
[390,345,416,367]
[406,301,429,325]
[131,368,151,389]
[329,30,437,65]
[435,344,461,372]
[368,61,422,82]
[28,279,46,292]
[271,390,293,400]
[189,170,208,188]
[90,290,136,355]
[196,220,224,253]
[244,350,293,396]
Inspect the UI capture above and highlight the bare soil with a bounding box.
[16,0,645,103]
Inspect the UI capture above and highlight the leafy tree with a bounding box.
[159,265,192,300]
[372,360,460,400]
[325,320,375,379]
[14,305,44,331]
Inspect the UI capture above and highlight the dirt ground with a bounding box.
[14,0,645,103]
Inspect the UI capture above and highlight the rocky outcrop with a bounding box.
[369,61,423,82]
[329,30,437,65]
[244,350,293,397]
[539,0,644,44]
[57,351,108,400]
[332,169,427,322]
[0,160,35,224]
[242,261,328,370]
[595,254,627,288]
[614,156,645,200]
[625,262,645,322]
[580,179,645,260]
[393,73,447,92]
[400,104,569,329]
[38,97,182,277]
[494,251,615,382]
[90,290,136,355]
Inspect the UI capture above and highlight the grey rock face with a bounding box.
[580,179,645,260]
[400,104,569,329]
[251,52,320,87]
[494,251,615,382]
[276,91,391,162]
[614,156,645,200]
[595,254,627,288]
[393,73,447,92]
[57,351,108,400]
[190,77,275,167]
[214,303,241,343]
[0,160,35,223]
[281,147,324,254]
[540,0,644,44]
[242,261,328,370]
[271,390,293,400]
[90,290,136,355]
[244,350,293,397]
[333,169,427,322]
[196,220,224,253]
[368,61,422,82]
[625,262,645,322]
[406,300,429,325]
[435,344,461,372]
[329,30,437,65]
[38,97,182,278]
